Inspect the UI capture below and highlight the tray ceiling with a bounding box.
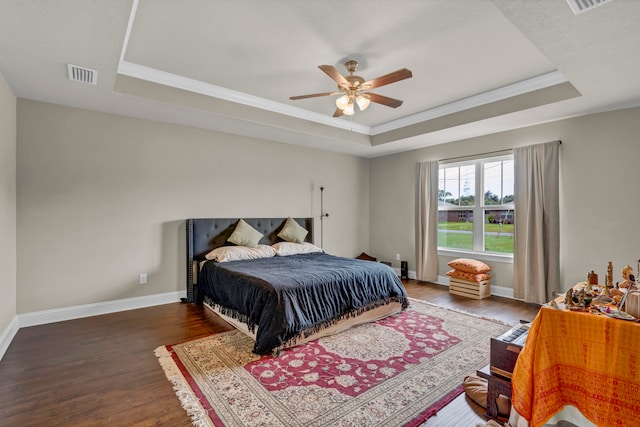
[1,0,639,157]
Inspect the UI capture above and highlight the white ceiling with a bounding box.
[2,0,640,157]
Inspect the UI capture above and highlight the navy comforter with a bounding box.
[198,252,408,354]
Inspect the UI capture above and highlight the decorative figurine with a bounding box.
[565,288,574,308]
[607,261,614,288]
[586,271,598,293]
[578,288,586,307]
[612,265,637,298]
[603,281,611,298]
[619,265,637,290]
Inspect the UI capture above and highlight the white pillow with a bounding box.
[273,242,323,256]
[205,244,276,262]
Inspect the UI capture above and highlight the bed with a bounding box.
[186,217,409,355]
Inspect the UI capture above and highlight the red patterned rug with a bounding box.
[155,298,510,426]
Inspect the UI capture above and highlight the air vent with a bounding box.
[67,64,97,85]
[566,0,614,15]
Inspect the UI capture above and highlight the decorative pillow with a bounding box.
[463,374,511,416]
[447,258,492,274]
[356,252,377,262]
[273,242,323,256]
[446,269,492,282]
[277,217,308,244]
[204,245,276,262]
[227,219,263,248]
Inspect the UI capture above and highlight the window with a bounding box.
[438,155,514,255]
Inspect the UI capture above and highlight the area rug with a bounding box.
[155,298,511,427]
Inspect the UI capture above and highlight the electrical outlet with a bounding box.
[139,273,147,285]
[395,253,401,261]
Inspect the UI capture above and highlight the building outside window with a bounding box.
[438,154,514,255]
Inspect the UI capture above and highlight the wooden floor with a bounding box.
[0,280,540,427]
[407,281,541,427]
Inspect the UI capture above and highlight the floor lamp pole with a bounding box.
[320,186,329,248]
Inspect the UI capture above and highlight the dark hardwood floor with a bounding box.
[0,280,540,427]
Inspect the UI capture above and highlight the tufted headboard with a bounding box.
[185,217,314,302]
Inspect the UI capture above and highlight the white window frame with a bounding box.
[438,154,515,262]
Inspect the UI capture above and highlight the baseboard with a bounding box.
[488,284,515,299]
[436,275,514,299]
[17,290,186,328]
[0,316,19,362]
[6,275,515,356]
[435,274,450,286]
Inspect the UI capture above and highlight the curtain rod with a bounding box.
[438,140,561,163]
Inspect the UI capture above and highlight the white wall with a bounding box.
[0,71,17,349]
[16,100,370,313]
[370,107,640,292]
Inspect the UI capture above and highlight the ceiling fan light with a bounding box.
[343,101,355,115]
[335,95,349,110]
[356,95,370,111]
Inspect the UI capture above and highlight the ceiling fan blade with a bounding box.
[290,92,339,100]
[366,92,404,108]
[362,68,412,90]
[318,65,349,87]
[333,108,344,118]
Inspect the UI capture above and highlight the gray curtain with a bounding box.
[513,141,561,304]
[415,161,439,282]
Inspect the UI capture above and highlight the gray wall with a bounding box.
[0,71,17,334]
[370,107,640,292]
[12,99,640,313]
[16,100,370,313]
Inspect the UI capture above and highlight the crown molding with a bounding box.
[117,0,567,143]
[117,61,372,135]
[118,61,566,141]
[117,0,370,135]
[372,70,568,134]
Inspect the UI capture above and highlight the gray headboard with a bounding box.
[185,217,314,302]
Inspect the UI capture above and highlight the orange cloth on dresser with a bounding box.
[511,307,640,427]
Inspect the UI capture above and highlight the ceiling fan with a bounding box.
[290,60,412,117]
